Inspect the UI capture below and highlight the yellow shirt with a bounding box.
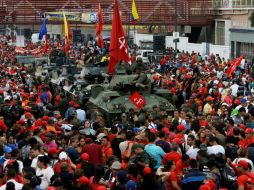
[203,103,212,114]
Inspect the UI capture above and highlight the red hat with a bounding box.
[143,167,152,176]
[172,138,183,145]
[25,112,33,119]
[69,101,75,106]
[17,119,26,125]
[162,127,170,135]
[170,88,176,94]
[56,114,61,119]
[0,90,3,94]
[35,119,42,126]
[48,147,60,155]
[74,104,80,108]
[206,96,214,102]
[236,160,249,170]
[42,121,47,126]
[239,124,246,130]
[245,128,253,134]
[177,124,186,131]
[186,74,192,79]
[81,153,89,161]
[150,128,157,134]
[121,162,127,170]
[153,75,160,81]
[6,159,15,166]
[42,116,50,121]
[78,176,89,185]
[234,99,240,105]
[47,187,56,190]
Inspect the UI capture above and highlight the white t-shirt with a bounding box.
[186,146,200,159]
[36,166,54,190]
[76,109,86,122]
[3,159,23,173]
[230,84,239,97]
[207,144,225,155]
[0,179,23,190]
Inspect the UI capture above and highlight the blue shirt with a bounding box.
[145,144,165,169]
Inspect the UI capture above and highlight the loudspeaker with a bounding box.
[153,35,165,52]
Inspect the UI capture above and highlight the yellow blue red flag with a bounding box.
[131,0,139,24]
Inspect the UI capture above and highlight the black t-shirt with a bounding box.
[111,137,124,160]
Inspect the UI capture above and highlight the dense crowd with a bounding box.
[1,38,254,190]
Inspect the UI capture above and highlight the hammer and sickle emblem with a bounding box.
[119,36,125,49]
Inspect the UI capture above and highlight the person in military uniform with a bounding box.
[130,57,149,73]
[132,68,150,90]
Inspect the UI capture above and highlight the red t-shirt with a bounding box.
[83,143,102,166]
[162,152,182,165]
[166,171,180,190]
[176,160,190,175]
[237,173,254,190]
[160,58,167,65]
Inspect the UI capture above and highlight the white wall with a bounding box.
[134,34,153,46]
[210,44,230,59]
[135,33,230,59]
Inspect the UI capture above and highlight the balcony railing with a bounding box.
[213,0,254,8]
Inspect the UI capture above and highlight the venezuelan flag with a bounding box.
[131,0,139,24]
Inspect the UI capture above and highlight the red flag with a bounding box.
[108,0,130,74]
[96,3,104,49]
[43,35,49,53]
[130,91,145,110]
[227,56,243,77]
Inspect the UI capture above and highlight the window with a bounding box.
[216,21,225,45]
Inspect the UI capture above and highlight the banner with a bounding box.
[47,12,97,23]
[47,12,81,22]
[81,13,97,23]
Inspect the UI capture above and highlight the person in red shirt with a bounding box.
[229,159,254,190]
[239,128,254,148]
[162,142,182,165]
[160,56,167,73]
[83,138,102,166]
[176,154,190,175]
[101,136,113,164]
[165,160,181,190]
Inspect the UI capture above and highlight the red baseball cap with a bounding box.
[239,124,246,130]
[234,99,240,105]
[78,176,89,185]
[143,167,152,176]
[81,153,89,161]
[177,124,186,131]
[236,160,249,170]
[47,187,56,190]
[206,96,214,101]
[56,114,61,119]
[42,116,50,121]
[69,101,75,106]
[48,147,60,155]
[74,104,80,108]
[245,128,253,134]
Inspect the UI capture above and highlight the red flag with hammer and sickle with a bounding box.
[108,0,130,74]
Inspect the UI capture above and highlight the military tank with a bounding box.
[87,73,175,123]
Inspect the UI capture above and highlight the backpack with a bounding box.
[220,163,238,190]
[144,151,157,169]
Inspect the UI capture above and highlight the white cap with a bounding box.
[59,152,68,160]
